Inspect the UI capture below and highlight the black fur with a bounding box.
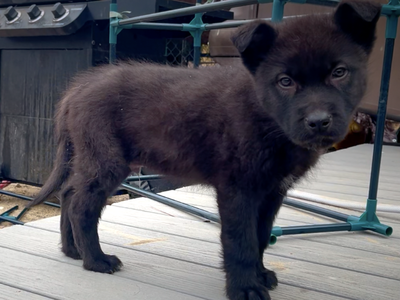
[26,1,381,299]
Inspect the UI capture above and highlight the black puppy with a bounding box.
[26,1,381,299]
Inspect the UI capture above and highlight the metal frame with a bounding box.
[2,0,398,243]
[0,189,61,225]
[107,0,399,244]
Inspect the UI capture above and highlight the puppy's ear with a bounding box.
[231,20,277,74]
[334,0,381,54]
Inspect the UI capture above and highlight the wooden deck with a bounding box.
[0,144,399,300]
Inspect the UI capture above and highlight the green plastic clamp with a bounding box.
[270,227,283,245]
[347,203,393,237]
[382,1,399,39]
[187,11,205,48]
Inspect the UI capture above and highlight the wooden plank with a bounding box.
[317,156,398,171]
[113,193,400,228]
[294,181,399,203]
[297,170,399,190]
[294,144,400,201]
[0,226,347,300]
[28,201,400,257]
[0,284,53,300]
[291,187,399,205]
[18,213,400,281]
[21,216,400,279]
[300,168,399,186]
[15,209,400,299]
[113,191,219,217]
[114,198,400,234]
[115,191,338,224]
[102,203,400,256]
[0,247,206,300]
[0,227,227,299]
[115,189,400,246]
[111,196,335,225]
[319,144,398,164]
[281,199,400,225]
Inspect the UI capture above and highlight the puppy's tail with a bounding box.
[25,116,73,209]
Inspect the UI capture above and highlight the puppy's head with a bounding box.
[231,0,381,150]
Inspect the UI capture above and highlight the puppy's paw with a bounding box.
[62,246,82,260]
[260,268,278,290]
[83,254,123,274]
[226,278,272,300]
[227,285,271,300]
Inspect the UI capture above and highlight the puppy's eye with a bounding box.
[278,76,294,88]
[332,67,348,78]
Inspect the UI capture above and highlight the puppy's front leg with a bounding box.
[217,188,273,300]
[256,190,284,291]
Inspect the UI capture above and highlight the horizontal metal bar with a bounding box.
[302,0,339,7]
[115,14,317,32]
[126,175,165,182]
[120,183,220,223]
[0,189,61,208]
[0,216,24,225]
[283,197,349,222]
[273,223,351,236]
[118,0,261,25]
[204,19,264,30]
[115,0,343,26]
[203,14,312,30]
[116,18,275,32]
[112,22,187,31]
[113,13,338,35]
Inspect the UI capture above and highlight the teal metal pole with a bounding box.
[0,189,60,208]
[295,0,337,7]
[126,175,164,182]
[0,216,24,225]
[120,183,221,222]
[109,0,118,64]
[366,2,398,221]
[192,18,203,68]
[125,23,186,31]
[271,0,286,22]
[190,1,204,68]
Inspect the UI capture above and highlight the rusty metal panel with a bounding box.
[0,49,91,184]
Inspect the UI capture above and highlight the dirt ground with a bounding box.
[0,183,130,229]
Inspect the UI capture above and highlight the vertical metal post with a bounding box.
[193,30,202,68]
[366,9,398,221]
[192,0,204,68]
[271,0,286,22]
[109,0,118,64]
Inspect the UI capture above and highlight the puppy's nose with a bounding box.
[305,111,332,132]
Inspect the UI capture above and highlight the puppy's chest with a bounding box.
[280,174,298,192]
[278,150,319,192]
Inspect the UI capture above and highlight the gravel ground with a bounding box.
[0,183,129,229]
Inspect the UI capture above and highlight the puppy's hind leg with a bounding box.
[59,185,81,260]
[68,152,131,274]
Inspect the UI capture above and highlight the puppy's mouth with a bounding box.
[307,138,336,150]
[292,135,338,150]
